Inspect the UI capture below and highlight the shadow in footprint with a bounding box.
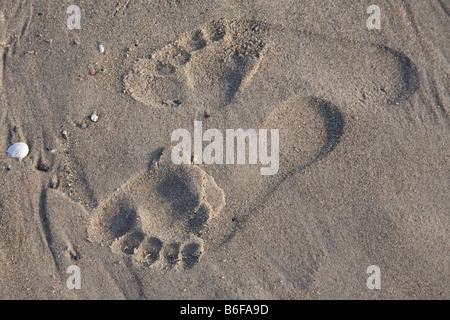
[147,147,165,168]
[190,30,207,51]
[279,97,344,182]
[224,68,243,104]
[314,98,345,162]
[221,97,345,246]
[223,54,256,104]
[377,45,420,105]
[188,204,211,235]
[182,243,202,270]
[109,206,139,239]
[136,237,163,267]
[121,231,145,255]
[165,243,181,268]
[157,171,200,220]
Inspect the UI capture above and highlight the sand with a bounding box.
[0,0,448,299]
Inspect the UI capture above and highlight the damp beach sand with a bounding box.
[0,1,448,299]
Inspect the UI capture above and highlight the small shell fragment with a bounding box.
[7,142,29,161]
[98,44,105,53]
[90,113,99,122]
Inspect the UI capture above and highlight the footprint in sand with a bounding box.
[123,19,269,109]
[122,18,419,112]
[87,154,225,270]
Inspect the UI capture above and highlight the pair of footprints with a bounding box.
[88,159,226,270]
[89,18,417,271]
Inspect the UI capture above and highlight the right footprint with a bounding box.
[123,19,269,109]
[122,18,418,115]
[87,153,225,270]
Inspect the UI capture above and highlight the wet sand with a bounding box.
[0,0,448,299]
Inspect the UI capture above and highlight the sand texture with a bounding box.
[0,0,448,299]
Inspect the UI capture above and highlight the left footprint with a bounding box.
[88,153,225,270]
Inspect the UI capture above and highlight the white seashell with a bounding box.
[90,113,99,122]
[7,142,29,161]
[98,44,105,53]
